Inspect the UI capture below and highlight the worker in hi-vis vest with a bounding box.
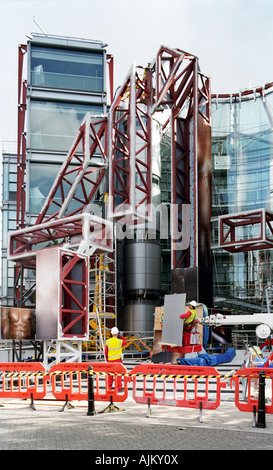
[105,327,127,392]
[180,300,197,347]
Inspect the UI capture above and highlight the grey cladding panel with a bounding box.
[161,293,186,347]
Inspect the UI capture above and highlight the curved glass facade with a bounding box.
[211,84,273,304]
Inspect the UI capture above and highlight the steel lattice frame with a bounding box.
[9,213,113,264]
[108,63,152,221]
[219,209,273,253]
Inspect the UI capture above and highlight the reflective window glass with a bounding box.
[31,46,104,92]
[29,163,61,213]
[29,161,97,215]
[29,100,103,152]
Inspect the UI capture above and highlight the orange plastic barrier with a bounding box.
[48,362,130,402]
[231,367,273,413]
[0,362,47,400]
[130,363,226,410]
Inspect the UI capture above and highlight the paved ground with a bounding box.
[0,397,272,453]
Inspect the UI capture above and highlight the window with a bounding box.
[29,162,62,214]
[31,46,104,92]
[29,100,103,152]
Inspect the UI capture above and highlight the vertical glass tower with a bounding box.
[26,34,107,224]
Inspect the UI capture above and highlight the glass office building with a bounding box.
[211,84,273,308]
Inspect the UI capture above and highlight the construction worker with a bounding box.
[105,327,127,392]
[180,300,197,347]
[250,345,264,361]
[248,344,265,397]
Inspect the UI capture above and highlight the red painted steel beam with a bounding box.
[8,213,113,263]
[17,44,27,229]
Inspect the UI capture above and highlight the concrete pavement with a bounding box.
[0,396,273,451]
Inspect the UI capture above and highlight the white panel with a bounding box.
[36,247,60,340]
[161,293,186,347]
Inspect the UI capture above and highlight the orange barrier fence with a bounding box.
[0,362,47,400]
[129,363,226,411]
[47,362,130,403]
[231,367,273,414]
[1,361,273,423]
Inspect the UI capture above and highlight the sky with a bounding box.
[0,0,273,144]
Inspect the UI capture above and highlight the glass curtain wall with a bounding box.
[211,85,273,305]
[27,37,106,219]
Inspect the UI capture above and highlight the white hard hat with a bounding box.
[190,300,197,307]
[111,327,119,335]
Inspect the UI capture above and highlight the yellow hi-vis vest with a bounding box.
[184,308,196,325]
[106,337,123,361]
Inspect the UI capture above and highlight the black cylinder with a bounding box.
[256,370,266,428]
[87,365,95,416]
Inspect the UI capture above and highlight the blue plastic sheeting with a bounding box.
[256,360,273,368]
[177,347,236,366]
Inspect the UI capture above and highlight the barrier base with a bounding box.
[59,394,75,412]
[99,396,124,414]
[30,394,36,411]
[146,398,151,418]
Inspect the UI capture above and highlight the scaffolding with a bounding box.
[86,252,117,359]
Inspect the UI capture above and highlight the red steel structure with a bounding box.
[13,42,211,310]
[17,44,27,231]
[219,209,273,253]
[151,46,211,270]
[109,63,152,221]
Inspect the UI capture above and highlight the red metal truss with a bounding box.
[8,213,113,264]
[152,46,211,269]
[219,209,273,253]
[36,114,108,225]
[154,45,197,117]
[109,63,152,220]
[59,250,89,339]
[171,116,190,268]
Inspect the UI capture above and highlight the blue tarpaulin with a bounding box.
[177,347,236,366]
